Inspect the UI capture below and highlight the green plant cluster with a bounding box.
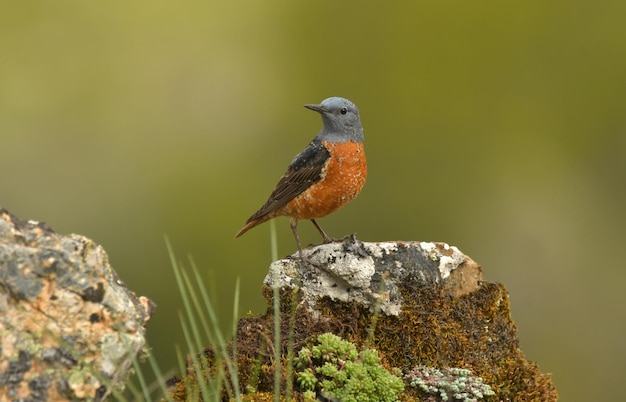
[294,333,404,402]
[405,365,495,402]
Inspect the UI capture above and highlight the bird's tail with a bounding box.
[234,215,271,238]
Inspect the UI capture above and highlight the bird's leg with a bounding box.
[310,219,334,244]
[290,217,304,259]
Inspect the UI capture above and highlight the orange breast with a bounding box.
[281,141,367,219]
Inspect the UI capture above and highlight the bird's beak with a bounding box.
[304,103,327,114]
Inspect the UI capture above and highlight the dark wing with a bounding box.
[245,140,330,223]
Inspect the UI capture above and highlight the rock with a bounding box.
[264,239,483,316]
[170,237,558,401]
[0,208,155,401]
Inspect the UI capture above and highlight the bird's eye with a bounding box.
[340,107,348,115]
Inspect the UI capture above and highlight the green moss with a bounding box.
[294,333,404,402]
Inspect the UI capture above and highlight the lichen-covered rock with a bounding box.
[171,238,557,401]
[264,239,482,315]
[0,208,155,401]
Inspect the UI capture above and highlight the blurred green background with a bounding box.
[2,1,625,400]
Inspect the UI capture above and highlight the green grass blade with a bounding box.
[131,357,151,401]
[269,218,282,401]
[165,238,195,344]
[180,268,212,355]
[146,343,175,402]
[270,219,278,261]
[189,258,241,401]
[166,237,226,401]
[180,264,233,400]
[231,277,241,395]
[175,343,186,384]
[273,269,281,401]
[180,312,213,401]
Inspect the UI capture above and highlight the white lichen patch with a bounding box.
[419,242,440,262]
[364,242,398,259]
[310,250,375,290]
[419,242,465,279]
[438,246,464,279]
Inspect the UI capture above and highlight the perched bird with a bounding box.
[235,96,367,257]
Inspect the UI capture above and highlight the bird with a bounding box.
[235,96,367,258]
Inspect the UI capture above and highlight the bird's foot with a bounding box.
[320,233,358,244]
[290,247,321,266]
[321,234,335,244]
[339,233,358,243]
[341,233,369,258]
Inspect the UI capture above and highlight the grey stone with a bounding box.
[264,238,482,316]
[0,208,155,401]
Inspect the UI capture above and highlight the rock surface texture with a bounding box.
[265,239,482,315]
[0,208,155,401]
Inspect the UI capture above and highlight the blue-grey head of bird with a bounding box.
[305,97,364,143]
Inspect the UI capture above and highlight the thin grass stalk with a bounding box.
[189,259,242,401]
[180,268,207,354]
[175,345,186,378]
[146,345,176,402]
[231,277,241,393]
[167,237,225,401]
[270,221,282,401]
[269,219,278,261]
[186,257,219,349]
[131,357,151,401]
[273,283,281,402]
[174,344,217,400]
[180,266,234,400]
[180,312,213,401]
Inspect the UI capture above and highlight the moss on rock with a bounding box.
[169,242,557,401]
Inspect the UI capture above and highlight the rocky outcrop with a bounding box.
[0,208,155,401]
[265,239,482,315]
[171,238,557,401]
